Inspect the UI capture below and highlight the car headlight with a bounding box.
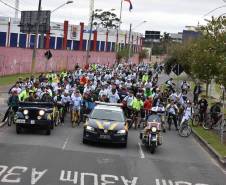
[117,130,126,134]
[86,126,95,131]
[151,127,157,133]
[39,110,45,116]
[23,109,29,115]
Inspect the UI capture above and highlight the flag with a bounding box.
[124,0,133,11]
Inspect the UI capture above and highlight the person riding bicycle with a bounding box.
[198,95,208,123]
[1,91,19,123]
[71,91,83,126]
[180,100,193,126]
[210,102,222,128]
[130,94,144,128]
[181,80,190,94]
[18,86,30,101]
[123,91,134,117]
[166,99,179,130]
[165,78,175,93]
[61,92,71,123]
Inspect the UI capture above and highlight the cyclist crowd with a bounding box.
[1,62,223,130]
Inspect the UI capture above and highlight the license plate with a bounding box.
[16,119,25,124]
[100,135,111,139]
[30,120,35,124]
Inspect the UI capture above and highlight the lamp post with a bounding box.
[86,12,94,65]
[51,1,74,14]
[128,21,147,62]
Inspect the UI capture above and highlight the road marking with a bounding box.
[62,136,70,150]
[138,143,145,159]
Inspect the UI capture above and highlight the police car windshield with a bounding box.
[91,109,124,122]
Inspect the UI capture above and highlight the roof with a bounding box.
[94,104,122,112]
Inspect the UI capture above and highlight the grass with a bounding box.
[193,126,226,157]
[0,73,34,86]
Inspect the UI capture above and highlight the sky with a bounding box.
[0,0,226,34]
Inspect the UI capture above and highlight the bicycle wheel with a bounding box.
[202,115,212,130]
[192,114,200,127]
[178,122,192,137]
[7,112,13,126]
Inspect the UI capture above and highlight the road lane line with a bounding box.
[62,136,70,150]
[138,142,145,159]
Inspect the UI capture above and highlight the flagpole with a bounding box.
[116,0,123,52]
[119,0,123,31]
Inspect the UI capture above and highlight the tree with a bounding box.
[138,49,148,63]
[93,9,120,30]
[116,47,130,64]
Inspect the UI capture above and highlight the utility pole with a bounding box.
[128,23,132,62]
[15,0,19,18]
[86,12,94,65]
[31,0,42,75]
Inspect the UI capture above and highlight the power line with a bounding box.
[0,0,21,12]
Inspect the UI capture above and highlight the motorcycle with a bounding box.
[140,114,162,154]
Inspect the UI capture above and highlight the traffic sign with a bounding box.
[172,64,184,76]
[44,50,52,60]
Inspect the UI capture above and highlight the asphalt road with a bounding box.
[0,74,225,185]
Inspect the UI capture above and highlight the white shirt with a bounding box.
[108,92,120,103]
[11,87,21,94]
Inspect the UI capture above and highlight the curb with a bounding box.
[192,129,226,169]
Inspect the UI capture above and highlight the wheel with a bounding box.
[72,121,76,128]
[7,113,13,126]
[178,124,192,137]
[46,129,51,135]
[82,138,88,144]
[16,125,21,134]
[128,120,133,129]
[192,115,200,127]
[121,142,127,148]
[202,117,212,130]
[150,146,156,154]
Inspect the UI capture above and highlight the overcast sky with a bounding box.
[0,0,226,34]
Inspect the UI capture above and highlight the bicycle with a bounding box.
[202,112,224,130]
[178,117,192,137]
[7,107,15,127]
[191,105,200,127]
[71,108,80,128]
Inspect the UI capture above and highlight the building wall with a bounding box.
[0,16,142,52]
[0,47,139,76]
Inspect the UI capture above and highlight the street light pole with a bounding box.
[86,12,94,65]
[128,21,147,62]
[51,1,74,14]
[128,23,132,62]
[31,0,42,75]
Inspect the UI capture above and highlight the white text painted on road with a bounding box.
[155,179,209,185]
[0,165,210,185]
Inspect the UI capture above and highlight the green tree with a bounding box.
[138,49,148,63]
[93,9,120,30]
